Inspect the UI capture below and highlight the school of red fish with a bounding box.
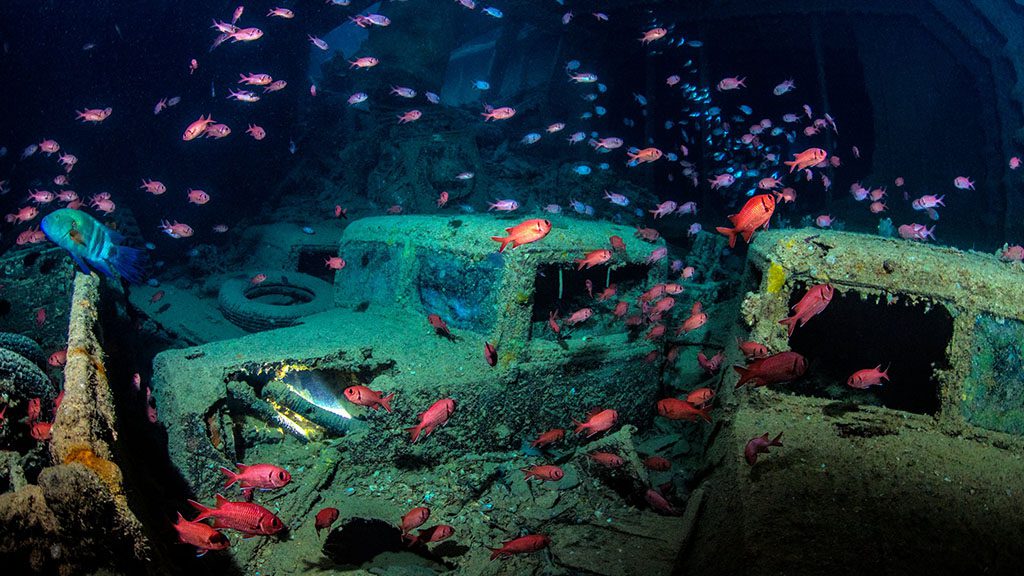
[3,0,1018,565]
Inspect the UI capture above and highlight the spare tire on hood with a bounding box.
[218,271,333,332]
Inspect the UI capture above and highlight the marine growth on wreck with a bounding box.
[2,1,1024,575]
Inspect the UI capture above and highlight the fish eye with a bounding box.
[278,471,287,480]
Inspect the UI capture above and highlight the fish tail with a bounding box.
[106,244,147,284]
[715,226,737,248]
[219,467,238,489]
[571,419,588,435]
[491,235,512,252]
[784,160,797,172]
[379,392,395,413]
[771,432,784,447]
[406,423,423,443]
[778,316,796,336]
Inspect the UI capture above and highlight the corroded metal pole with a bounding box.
[50,273,148,560]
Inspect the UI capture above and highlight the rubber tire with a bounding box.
[218,271,333,332]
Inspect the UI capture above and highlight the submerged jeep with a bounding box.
[153,214,670,492]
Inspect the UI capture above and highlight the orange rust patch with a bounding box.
[66,345,89,359]
[206,412,223,449]
[63,443,122,492]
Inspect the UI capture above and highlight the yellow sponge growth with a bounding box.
[766,262,786,294]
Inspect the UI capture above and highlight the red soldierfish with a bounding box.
[427,314,451,338]
[589,452,624,467]
[565,308,593,325]
[697,351,724,374]
[315,507,340,535]
[484,342,497,366]
[779,284,834,336]
[573,408,617,437]
[182,114,215,141]
[737,339,769,359]
[30,421,52,441]
[491,218,552,252]
[344,385,395,412]
[522,465,564,481]
[715,194,776,248]
[643,456,671,471]
[734,351,808,388]
[400,507,430,534]
[847,365,890,389]
[188,494,285,535]
[173,512,230,556]
[675,301,707,335]
[530,428,564,448]
[686,387,715,408]
[745,432,783,465]
[784,147,827,172]
[219,463,291,491]
[575,249,612,270]
[644,489,678,515]
[656,398,711,423]
[407,398,455,442]
[490,534,551,560]
[406,524,454,546]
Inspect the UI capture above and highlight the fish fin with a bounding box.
[69,253,92,275]
[771,432,784,446]
[107,243,147,284]
[699,408,711,424]
[740,228,755,244]
[195,549,208,558]
[406,424,422,443]
[188,499,211,520]
[491,236,512,252]
[784,160,797,172]
[214,493,230,507]
[715,226,737,248]
[733,365,750,388]
[219,467,238,489]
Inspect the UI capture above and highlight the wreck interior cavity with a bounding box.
[783,285,952,415]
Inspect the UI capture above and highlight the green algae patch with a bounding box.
[962,314,1024,434]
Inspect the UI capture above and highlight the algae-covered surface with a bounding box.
[747,228,1024,321]
[149,212,685,574]
[682,226,1024,575]
[962,314,1024,434]
[681,394,1024,575]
